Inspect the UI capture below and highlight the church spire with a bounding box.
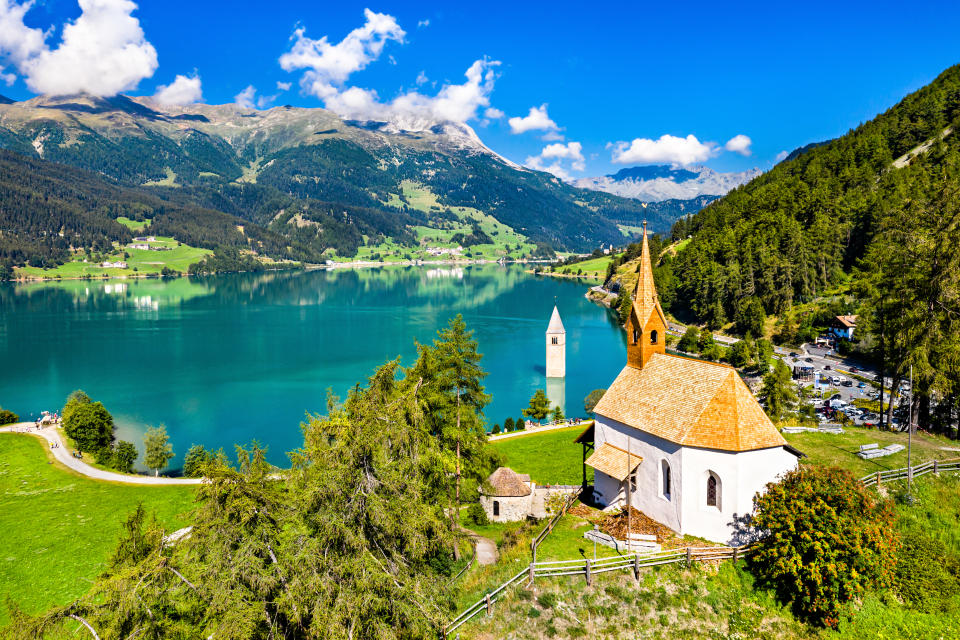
[626,222,667,369]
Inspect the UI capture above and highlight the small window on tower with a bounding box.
[633,328,640,344]
[551,336,558,345]
[650,330,658,344]
[493,501,500,517]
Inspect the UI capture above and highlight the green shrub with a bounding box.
[113,441,138,473]
[466,503,489,527]
[0,408,19,425]
[537,592,558,609]
[748,466,898,628]
[893,533,960,613]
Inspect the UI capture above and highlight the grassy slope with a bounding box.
[15,236,212,279]
[351,181,537,262]
[491,425,592,486]
[553,255,612,279]
[0,435,195,623]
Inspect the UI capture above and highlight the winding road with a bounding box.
[0,422,202,485]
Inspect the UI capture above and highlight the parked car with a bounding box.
[857,382,867,388]
[805,357,814,363]
[842,380,853,387]
[849,366,859,373]
[832,376,842,385]
[790,352,798,357]
[825,365,832,370]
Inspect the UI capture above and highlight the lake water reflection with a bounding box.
[0,266,627,467]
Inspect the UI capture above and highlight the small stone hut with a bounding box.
[480,466,577,522]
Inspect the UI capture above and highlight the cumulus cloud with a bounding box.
[525,141,585,180]
[154,73,202,105]
[611,134,717,165]
[276,81,291,91]
[415,70,428,85]
[484,107,503,119]
[279,10,497,128]
[724,134,752,156]
[234,85,256,109]
[279,9,405,101]
[0,0,158,97]
[508,103,558,135]
[775,150,789,162]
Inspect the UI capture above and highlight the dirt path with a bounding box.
[0,422,202,485]
[471,534,499,566]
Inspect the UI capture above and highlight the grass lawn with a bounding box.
[554,255,612,279]
[783,424,958,478]
[115,216,151,231]
[492,425,591,486]
[0,435,196,624]
[15,236,212,279]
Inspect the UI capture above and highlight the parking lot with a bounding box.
[779,343,905,428]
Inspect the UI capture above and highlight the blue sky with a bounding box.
[1,1,958,178]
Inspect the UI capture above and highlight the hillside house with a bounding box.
[830,315,858,341]
[578,224,801,544]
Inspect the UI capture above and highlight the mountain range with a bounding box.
[574,165,761,202]
[0,93,672,270]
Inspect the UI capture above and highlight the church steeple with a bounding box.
[626,222,667,369]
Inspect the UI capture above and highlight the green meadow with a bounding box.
[0,435,196,624]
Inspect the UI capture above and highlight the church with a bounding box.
[579,225,800,544]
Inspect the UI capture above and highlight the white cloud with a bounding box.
[484,107,503,119]
[0,0,158,97]
[611,134,717,165]
[280,10,497,128]
[154,73,202,106]
[508,103,558,135]
[775,150,789,162]
[276,81,291,91]
[724,134,752,156]
[525,141,585,180]
[279,9,405,102]
[234,85,256,109]
[417,19,430,28]
[415,70,428,85]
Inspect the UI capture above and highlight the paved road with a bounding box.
[0,422,202,485]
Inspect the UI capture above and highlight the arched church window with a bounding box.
[706,474,718,508]
[661,460,671,499]
[650,330,659,344]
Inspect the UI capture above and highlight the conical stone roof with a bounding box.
[546,306,565,334]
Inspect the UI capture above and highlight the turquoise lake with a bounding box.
[0,265,627,468]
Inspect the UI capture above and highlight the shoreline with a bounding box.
[9,257,558,284]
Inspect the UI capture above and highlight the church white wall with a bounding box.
[592,415,683,533]
[592,413,798,544]
[546,332,566,378]
[679,446,797,544]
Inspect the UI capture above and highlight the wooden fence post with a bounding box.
[585,559,592,585]
[733,547,739,563]
[876,471,882,486]
[633,553,640,581]
[528,562,535,584]
[485,593,491,616]
[686,547,692,566]
[934,459,940,475]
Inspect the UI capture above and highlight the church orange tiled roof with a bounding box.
[593,352,786,452]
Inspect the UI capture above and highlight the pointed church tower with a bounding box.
[546,306,566,378]
[626,222,667,370]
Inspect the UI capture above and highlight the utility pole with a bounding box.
[907,365,914,496]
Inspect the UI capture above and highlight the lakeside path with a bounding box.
[0,423,202,485]
[488,420,592,442]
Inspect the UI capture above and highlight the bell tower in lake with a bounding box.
[546,306,566,378]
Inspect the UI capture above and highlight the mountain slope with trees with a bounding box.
[0,94,673,270]
[666,63,960,432]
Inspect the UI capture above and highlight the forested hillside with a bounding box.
[0,94,668,267]
[665,63,960,431]
[0,150,325,271]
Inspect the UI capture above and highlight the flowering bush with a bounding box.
[748,466,898,627]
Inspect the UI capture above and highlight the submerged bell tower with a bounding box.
[546,306,566,378]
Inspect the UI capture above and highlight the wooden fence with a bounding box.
[443,544,752,637]
[859,457,960,487]
[530,488,581,563]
